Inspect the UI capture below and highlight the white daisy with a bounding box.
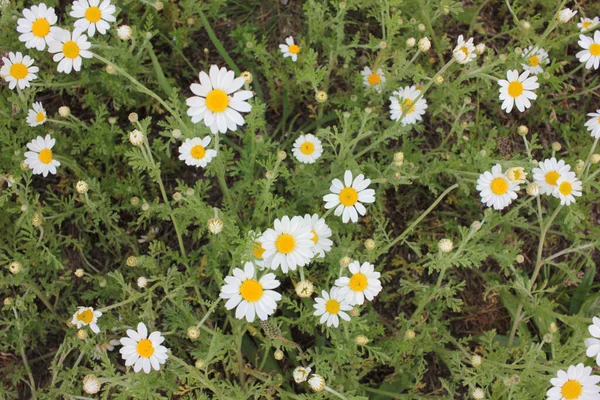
[546,363,600,400]
[577,31,600,70]
[554,174,582,206]
[47,28,93,74]
[0,52,39,90]
[323,170,376,224]
[506,167,527,184]
[532,158,574,196]
[293,366,312,383]
[313,287,352,328]
[521,46,549,74]
[476,164,519,210]
[292,133,323,164]
[585,317,600,366]
[186,65,253,134]
[17,3,59,51]
[219,261,281,322]
[260,215,314,273]
[70,0,117,37]
[453,35,476,64]
[389,85,428,126]
[558,8,578,24]
[335,261,382,306]
[585,109,600,138]
[578,17,600,32]
[119,322,168,374]
[26,102,47,127]
[360,66,386,92]
[303,213,333,258]
[71,306,102,334]
[279,36,300,62]
[178,136,217,168]
[498,69,539,113]
[24,134,61,177]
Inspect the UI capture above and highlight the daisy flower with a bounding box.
[260,216,314,273]
[506,167,527,184]
[389,85,428,126]
[313,287,352,328]
[47,28,92,74]
[453,35,476,64]
[26,102,47,127]
[578,17,600,32]
[70,0,117,37]
[546,363,600,400]
[119,322,168,374]
[558,8,578,24]
[24,134,61,177]
[0,52,39,90]
[219,261,281,322]
[17,3,58,51]
[303,213,333,258]
[555,174,582,206]
[293,366,312,383]
[178,136,217,168]
[186,65,253,134]
[360,66,386,92]
[532,158,574,196]
[71,306,102,334]
[476,164,519,210]
[335,261,382,306]
[585,317,600,366]
[323,170,376,224]
[577,32,600,70]
[279,36,300,62]
[585,110,600,138]
[292,133,323,164]
[521,46,549,74]
[498,69,539,113]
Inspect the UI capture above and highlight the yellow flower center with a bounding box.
[36,112,46,123]
[561,380,583,400]
[490,178,508,195]
[311,229,318,244]
[300,141,315,155]
[10,63,28,79]
[545,171,560,186]
[252,241,265,259]
[559,181,572,196]
[528,55,540,67]
[136,339,154,358]
[85,6,102,23]
[583,21,592,29]
[39,149,53,164]
[275,233,295,254]
[63,40,81,59]
[325,299,340,314]
[590,43,600,57]
[32,18,50,37]
[367,73,381,85]
[288,44,300,54]
[401,98,416,114]
[349,272,368,292]
[339,187,358,206]
[77,309,94,324]
[507,81,524,98]
[239,279,263,302]
[190,145,206,160]
[460,46,469,55]
[205,89,229,113]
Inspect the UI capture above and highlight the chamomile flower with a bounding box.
[279,36,300,62]
[585,317,600,366]
[71,306,102,334]
[24,134,61,177]
[546,363,600,400]
[532,158,574,196]
[26,102,47,127]
[521,46,549,74]
[119,322,168,374]
[476,164,519,210]
[585,110,600,138]
[219,261,281,322]
[361,66,386,92]
[70,0,117,37]
[558,8,578,24]
[0,52,39,90]
[577,31,600,70]
[334,260,382,306]
[389,85,428,126]
[178,136,217,168]
[453,35,476,64]
[260,216,314,273]
[303,213,333,258]
[498,70,539,113]
[506,167,527,184]
[47,28,92,74]
[292,133,323,164]
[17,3,58,51]
[186,65,253,134]
[554,174,582,206]
[313,287,352,328]
[323,170,376,224]
[579,17,600,32]
[293,366,312,383]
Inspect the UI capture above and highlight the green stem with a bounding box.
[13,308,37,399]
[197,9,240,74]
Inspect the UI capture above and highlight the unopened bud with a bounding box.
[406,37,416,47]
[77,329,88,340]
[274,349,284,360]
[58,106,71,117]
[76,180,89,194]
[315,91,328,103]
[187,326,200,340]
[418,37,431,52]
[517,125,528,136]
[405,330,416,340]
[438,238,453,253]
[295,280,314,298]
[126,256,138,267]
[74,268,85,278]
[354,335,369,345]
[365,239,376,250]
[551,142,561,152]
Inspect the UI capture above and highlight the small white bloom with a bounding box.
[308,374,326,392]
[577,32,600,70]
[24,134,61,177]
[260,216,314,273]
[360,66,386,92]
[585,317,600,366]
[70,0,117,37]
[137,276,148,288]
[389,85,428,125]
[521,46,549,74]
[117,25,133,40]
[498,69,539,113]
[0,52,39,90]
[335,260,382,306]
[293,366,312,383]
[92,339,120,360]
[26,102,47,127]
[554,174,582,206]
[17,3,59,51]
[47,28,93,74]
[292,133,323,164]
[303,213,333,258]
[585,109,600,138]
[82,375,101,394]
[71,306,102,334]
[119,322,169,374]
[323,170,376,224]
[578,17,600,32]
[453,35,476,64]
[129,129,144,146]
[476,164,519,210]
[279,36,300,62]
[532,158,574,196]
[546,363,600,400]
[178,136,217,168]
[506,167,527,183]
[558,8,577,23]
[313,287,352,328]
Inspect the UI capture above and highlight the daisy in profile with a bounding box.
[323,170,376,224]
[186,65,253,134]
[506,167,527,184]
[0,52,39,90]
[293,366,312,383]
[453,35,476,64]
[119,322,168,374]
[24,134,61,177]
[476,164,519,210]
[292,134,323,164]
[71,306,102,334]
[47,28,93,74]
[577,31,600,70]
[578,17,600,32]
[335,261,382,305]
[178,136,217,168]
[521,46,549,74]
[92,339,120,360]
[389,85,428,126]
[313,287,352,328]
[532,158,574,195]
[219,261,281,322]
[260,215,314,273]
[279,36,300,62]
[498,70,539,113]
[546,363,600,400]
[360,66,386,92]
[26,102,47,127]
[303,213,333,258]
[558,8,578,24]
[17,3,59,51]
[585,110,600,138]
[585,316,600,366]
[70,0,117,37]
[554,174,582,206]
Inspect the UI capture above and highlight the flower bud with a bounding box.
[130,196,140,206]
[418,37,431,52]
[551,142,561,152]
[187,326,200,340]
[154,1,164,10]
[4,297,14,306]
[471,354,483,367]
[340,256,351,267]
[365,239,376,250]
[295,280,314,298]
[526,183,540,197]
[438,238,453,253]
[406,37,416,47]
[549,322,558,333]
[472,388,485,400]
[404,330,416,340]
[394,152,405,162]
[474,43,486,55]
[77,329,88,340]
[137,276,148,288]
[128,112,139,123]
[277,150,287,160]
[58,106,71,117]
[293,366,312,383]
[434,74,444,84]
[117,25,132,40]
[308,374,326,392]
[195,359,206,369]
[172,129,182,139]
[521,20,531,30]
[591,154,600,164]
[173,192,182,201]
[8,261,22,274]
[83,375,101,394]
[129,130,144,146]
[241,71,253,84]
[517,125,528,136]
[515,254,525,264]
[32,213,43,227]
[354,335,369,346]
[207,218,224,234]
[76,180,89,194]
[105,64,117,74]
[543,333,553,343]
[558,8,577,23]
[575,159,585,173]
[126,256,138,267]
[74,268,85,278]
[141,203,150,211]
[315,91,328,103]
[274,349,284,360]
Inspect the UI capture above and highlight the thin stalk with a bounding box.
[197,9,240,74]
